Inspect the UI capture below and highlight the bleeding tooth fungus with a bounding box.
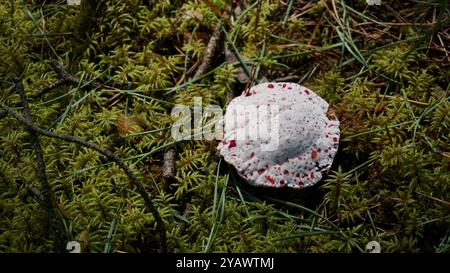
[217,82,340,189]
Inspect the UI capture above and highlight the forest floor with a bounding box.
[0,0,449,253]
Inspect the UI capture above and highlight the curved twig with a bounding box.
[15,79,66,252]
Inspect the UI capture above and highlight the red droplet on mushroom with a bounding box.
[228,140,236,149]
[265,175,276,185]
[217,82,340,189]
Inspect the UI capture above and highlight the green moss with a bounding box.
[0,0,449,253]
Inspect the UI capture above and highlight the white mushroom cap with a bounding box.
[217,82,340,189]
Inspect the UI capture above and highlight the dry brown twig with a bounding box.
[191,25,223,81]
[162,148,177,179]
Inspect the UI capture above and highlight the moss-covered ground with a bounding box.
[0,0,449,253]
